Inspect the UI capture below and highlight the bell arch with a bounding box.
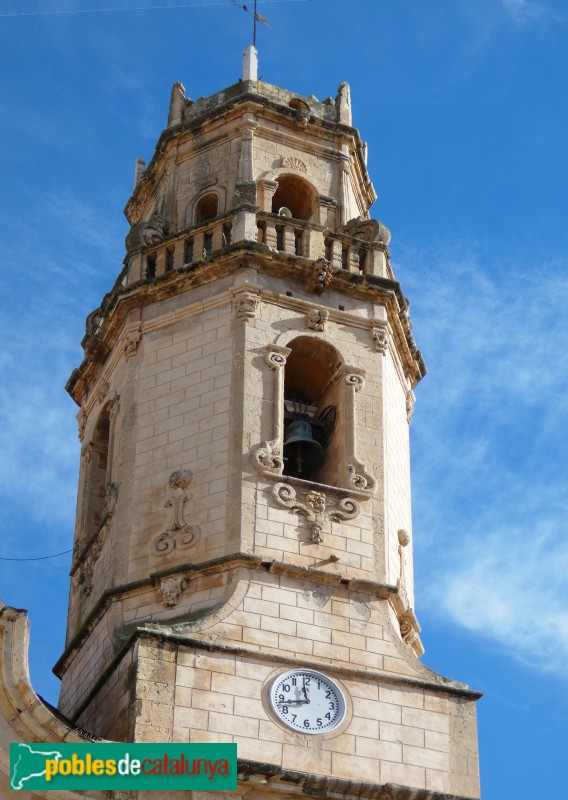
[271,173,318,221]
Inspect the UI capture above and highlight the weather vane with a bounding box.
[229,0,269,47]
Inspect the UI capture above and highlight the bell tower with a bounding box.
[56,48,481,799]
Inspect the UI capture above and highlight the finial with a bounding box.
[242,44,258,82]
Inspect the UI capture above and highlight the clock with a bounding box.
[269,669,346,734]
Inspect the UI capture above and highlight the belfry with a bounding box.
[0,46,481,799]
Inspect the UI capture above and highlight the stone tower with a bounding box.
[55,47,481,799]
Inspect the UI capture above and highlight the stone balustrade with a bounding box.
[125,208,390,285]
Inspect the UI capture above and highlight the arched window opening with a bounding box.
[282,337,342,485]
[195,193,218,226]
[86,406,112,540]
[271,174,316,221]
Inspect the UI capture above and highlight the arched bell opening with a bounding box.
[282,337,343,485]
[194,192,219,226]
[85,405,112,540]
[271,174,317,221]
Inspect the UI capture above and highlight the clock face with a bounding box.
[269,669,346,734]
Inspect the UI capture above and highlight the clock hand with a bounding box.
[276,699,307,705]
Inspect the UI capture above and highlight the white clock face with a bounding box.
[269,669,346,734]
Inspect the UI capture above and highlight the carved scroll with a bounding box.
[273,482,360,544]
[392,528,424,657]
[153,470,201,555]
[250,345,291,475]
[342,367,376,492]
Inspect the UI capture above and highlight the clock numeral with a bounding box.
[305,678,311,686]
[283,684,290,692]
[278,693,285,701]
[325,690,331,699]
[303,719,310,728]
[325,712,332,720]
[282,706,288,714]
[291,714,297,722]
[317,718,323,727]
[329,701,335,710]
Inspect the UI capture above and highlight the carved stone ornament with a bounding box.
[281,155,307,173]
[303,583,331,607]
[250,345,290,475]
[273,483,360,544]
[102,483,118,520]
[233,290,260,319]
[392,528,424,656]
[342,216,391,246]
[125,213,169,252]
[371,326,389,355]
[159,577,187,607]
[79,541,102,597]
[124,326,142,359]
[406,390,415,424]
[153,470,201,555]
[305,259,334,294]
[306,308,329,331]
[77,408,87,441]
[345,372,364,392]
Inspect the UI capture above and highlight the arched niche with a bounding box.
[282,336,343,485]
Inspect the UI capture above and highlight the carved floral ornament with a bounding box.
[152,469,201,555]
[273,482,361,544]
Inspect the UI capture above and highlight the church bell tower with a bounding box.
[56,47,481,799]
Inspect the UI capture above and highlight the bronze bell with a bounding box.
[283,419,324,476]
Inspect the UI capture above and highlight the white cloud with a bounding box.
[400,240,568,677]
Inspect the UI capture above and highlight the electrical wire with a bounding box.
[0,549,74,561]
[0,0,309,20]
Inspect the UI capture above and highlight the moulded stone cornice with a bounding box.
[237,761,481,800]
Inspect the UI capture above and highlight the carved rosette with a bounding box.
[305,259,334,294]
[392,528,424,657]
[371,325,389,355]
[152,469,201,555]
[233,290,260,320]
[159,577,187,608]
[273,483,361,544]
[306,308,329,331]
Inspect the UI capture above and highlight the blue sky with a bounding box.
[0,1,567,797]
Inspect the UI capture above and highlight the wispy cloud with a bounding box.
[499,0,549,23]
[400,240,568,677]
